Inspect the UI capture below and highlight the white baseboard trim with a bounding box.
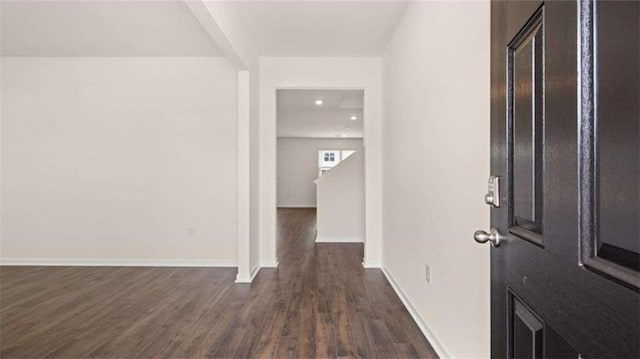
[381,266,449,358]
[362,260,382,268]
[315,236,364,243]
[0,258,238,267]
[277,205,316,208]
[235,265,261,283]
[261,259,279,268]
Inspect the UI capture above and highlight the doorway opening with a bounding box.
[276,89,366,261]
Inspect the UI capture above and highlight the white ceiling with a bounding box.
[0,1,224,57]
[1,0,408,57]
[207,0,408,57]
[277,89,364,138]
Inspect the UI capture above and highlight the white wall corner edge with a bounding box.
[381,266,450,359]
[235,265,261,283]
[0,258,238,267]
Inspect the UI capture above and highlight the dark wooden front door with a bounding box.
[489,1,639,357]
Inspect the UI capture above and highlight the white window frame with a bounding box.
[318,149,357,177]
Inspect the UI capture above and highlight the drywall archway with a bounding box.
[259,57,383,268]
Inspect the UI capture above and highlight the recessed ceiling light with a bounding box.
[350,115,358,120]
[315,100,324,106]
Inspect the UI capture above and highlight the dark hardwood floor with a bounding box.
[0,208,437,358]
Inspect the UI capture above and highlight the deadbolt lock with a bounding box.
[484,176,500,208]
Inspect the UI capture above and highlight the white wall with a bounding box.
[315,150,365,243]
[381,2,490,358]
[0,57,239,265]
[249,66,261,277]
[277,138,363,208]
[260,57,383,268]
[188,2,262,280]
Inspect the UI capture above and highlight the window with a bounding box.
[319,150,340,167]
[324,152,336,162]
[318,149,357,177]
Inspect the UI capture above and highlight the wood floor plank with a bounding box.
[247,301,286,358]
[0,208,438,358]
[368,319,401,359]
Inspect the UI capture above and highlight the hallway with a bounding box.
[0,208,437,358]
[275,208,437,358]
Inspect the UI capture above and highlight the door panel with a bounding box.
[577,0,640,288]
[490,1,640,358]
[510,294,544,359]
[506,0,543,42]
[592,0,640,277]
[508,291,580,359]
[509,7,544,243]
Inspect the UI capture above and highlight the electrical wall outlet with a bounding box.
[425,264,431,284]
